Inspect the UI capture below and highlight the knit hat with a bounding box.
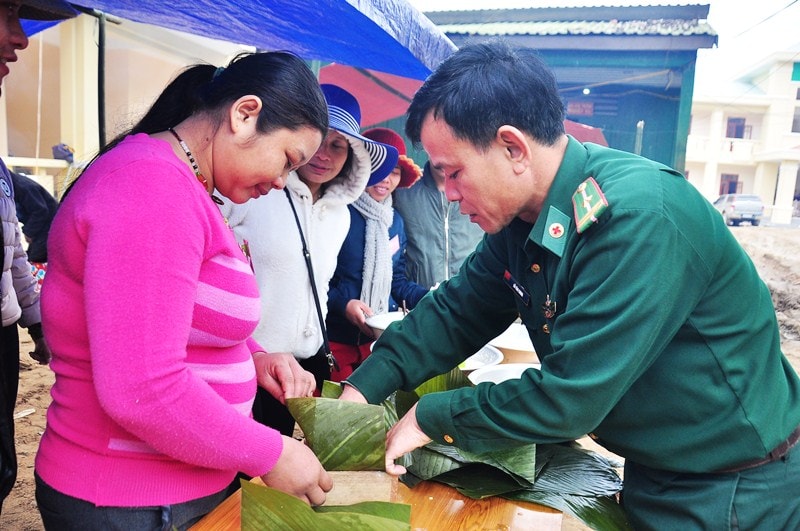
[321,84,399,187]
[20,0,79,20]
[362,128,422,188]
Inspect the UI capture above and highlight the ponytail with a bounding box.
[63,51,327,199]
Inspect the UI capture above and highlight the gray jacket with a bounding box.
[393,163,484,289]
[1,162,41,328]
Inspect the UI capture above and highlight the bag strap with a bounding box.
[284,188,339,371]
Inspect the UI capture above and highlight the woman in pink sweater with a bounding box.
[35,51,332,529]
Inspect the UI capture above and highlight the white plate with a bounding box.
[468,363,541,385]
[459,344,504,371]
[365,311,405,338]
[489,323,536,353]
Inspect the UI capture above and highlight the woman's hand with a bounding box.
[261,436,333,506]
[384,403,432,476]
[253,351,316,404]
[345,299,374,336]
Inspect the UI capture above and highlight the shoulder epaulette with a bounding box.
[572,177,608,233]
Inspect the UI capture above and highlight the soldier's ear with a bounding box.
[496,125,530,173]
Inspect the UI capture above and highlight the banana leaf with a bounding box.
[312,376,629,530]
[322,380,344,398]
[287,397,385,471]
[393,372,626,531]
[241,480,410,531]
[404,441,627,530]
[426,441,538,486]
[532,444,623,496]
[395,367,471,418]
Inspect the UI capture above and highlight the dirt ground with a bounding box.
[1,225,798,530]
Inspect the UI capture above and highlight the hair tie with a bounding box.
[213,66,225,81]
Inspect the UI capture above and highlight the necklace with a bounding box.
[168,127,223,205]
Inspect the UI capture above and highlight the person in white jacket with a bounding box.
[1,0,75,513]
[218,84,397,435]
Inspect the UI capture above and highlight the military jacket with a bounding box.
[347,137,800,472]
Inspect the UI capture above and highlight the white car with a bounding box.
[712,194,764,226]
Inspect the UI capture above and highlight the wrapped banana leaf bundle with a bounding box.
[286,396,385,471]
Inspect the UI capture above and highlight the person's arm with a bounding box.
[346,234,519,403]
[389,213,429,309]
[326,212,365,318]
[11,173,57,244]
[79,160,283,477]
[413,206,711,454]
[9,213,41,327]
[26,322,51,365]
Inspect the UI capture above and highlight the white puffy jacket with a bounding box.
[1,162,41,328]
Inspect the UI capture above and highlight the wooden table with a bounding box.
[191,475,562,530]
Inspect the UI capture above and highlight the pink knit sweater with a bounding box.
[36,134,283,506]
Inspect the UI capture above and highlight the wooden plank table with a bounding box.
[191,475,562,530]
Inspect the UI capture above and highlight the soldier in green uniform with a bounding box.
[340,41,800,529]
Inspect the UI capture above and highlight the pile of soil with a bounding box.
[2,226,798,530]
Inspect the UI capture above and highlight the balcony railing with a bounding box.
[686,136,760,163]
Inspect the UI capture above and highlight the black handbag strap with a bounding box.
[284,188,339,371]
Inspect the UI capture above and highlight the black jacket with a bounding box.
[10,172,58,263]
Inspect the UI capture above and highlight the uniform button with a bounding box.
[530,263,541,273]
[542,324,550,334]
[443,434,454,444]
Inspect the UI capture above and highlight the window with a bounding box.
[796,87,800,100]
[726,118,746,139]
[793,107,800,133]
[720,174,741,195]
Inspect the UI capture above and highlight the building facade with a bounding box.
[686,51,800,224]
[428,4,717,170]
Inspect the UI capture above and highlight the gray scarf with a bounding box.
[352,192,394,314]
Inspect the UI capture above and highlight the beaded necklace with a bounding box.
[168,127,224,205]
[167,127,253,269]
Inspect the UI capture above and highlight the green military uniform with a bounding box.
[347,137,800,529]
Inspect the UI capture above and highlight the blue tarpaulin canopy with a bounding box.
[23,0,456,79]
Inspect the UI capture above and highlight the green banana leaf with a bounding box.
[395,367,471,418]
[321,380,344,398]
[308,376,629,530]
[389,367,627,530]
[321,380,400,430]
[241,480,410,531]
[287,397,385,471]
[532,444,623,497]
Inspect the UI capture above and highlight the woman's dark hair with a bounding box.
[336,146,355,182]
[64,51,328,197]
[406,40,564,150]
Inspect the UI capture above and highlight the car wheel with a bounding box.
[752,220,760,226]
[731,219,740,226]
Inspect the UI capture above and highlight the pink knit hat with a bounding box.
[362,128,422,188]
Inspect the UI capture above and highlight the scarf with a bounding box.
[352,192,394,314]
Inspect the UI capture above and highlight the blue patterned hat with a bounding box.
[321,84,399,186]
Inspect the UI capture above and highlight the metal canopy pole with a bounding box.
[73,7,122,148]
